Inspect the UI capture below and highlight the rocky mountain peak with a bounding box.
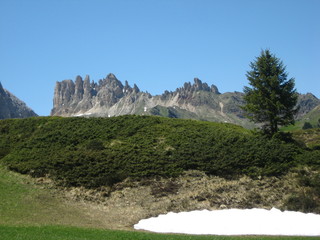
[210,84,220,94]
[193,78,210,91]
[74,75,84,101]
[50,73,319,129]
[83,75,93,97]
[297,92,320,117]
[0,82,5,95]
[51,73,143,116]
[107,73,117,79]
[98,74,121,87]
[133,84,140,93]
[84,75,90,82]
[0,82,37,119]
[175,78,220,95]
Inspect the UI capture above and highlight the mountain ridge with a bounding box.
[51,73,320,128]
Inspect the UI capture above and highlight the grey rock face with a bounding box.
[296,93,320,119]
[0,82,37,119]
[51,73,320,128]
[51,74,249,126]
[52,73,141,117]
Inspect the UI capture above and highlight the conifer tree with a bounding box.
[242,50,298,136]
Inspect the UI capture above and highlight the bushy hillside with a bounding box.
[0,116,319,189]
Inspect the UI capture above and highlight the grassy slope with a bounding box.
[0,166,113,228]
[0,165,62,226]
[282,106,320,132]
[1,166,316,240]
[281,107,320,149]
[300,106,320,127]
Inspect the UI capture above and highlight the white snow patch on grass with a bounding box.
[134,208,320,236]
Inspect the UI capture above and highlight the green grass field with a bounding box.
[0,165,106,227]
[1,225,318,240]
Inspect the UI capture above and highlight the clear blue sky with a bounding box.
[1,0,319,116]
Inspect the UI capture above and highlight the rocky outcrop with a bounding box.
[51,74,247,125]
[296,93,320,119]
[0,82,37,119]
[51,73,149,117]
[51,73,320,128]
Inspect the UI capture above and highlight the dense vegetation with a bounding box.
[0,116,319,188]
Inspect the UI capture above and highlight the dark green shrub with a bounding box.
[0,116,316,189]
[302,122,313,130]
[295,150,320,167]
[85,139,105,151]
[285,192,319,213]
[0,148,10,159]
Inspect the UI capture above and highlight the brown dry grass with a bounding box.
[3,165,319,231]
[53,170,303,230]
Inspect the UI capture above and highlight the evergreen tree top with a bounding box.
[242,49,298,137]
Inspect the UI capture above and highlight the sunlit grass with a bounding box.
[0,166,109,227]
[0,225,317,240]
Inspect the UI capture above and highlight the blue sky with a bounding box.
[1,0,319,116]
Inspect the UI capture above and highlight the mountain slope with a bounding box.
[0,82,37,119]
[301,105,320,127]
